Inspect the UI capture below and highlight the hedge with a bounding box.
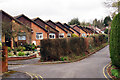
[40,34,108,61]
[110,13,120,68]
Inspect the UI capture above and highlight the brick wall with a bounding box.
[70,28,80,37]
[31,23,47,46]
[56,26,67,38]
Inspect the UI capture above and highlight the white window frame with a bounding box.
[18,35,26,40]
[67,33,71,37]
[36,33,43,40]
[49,33,55,39]
[59,33,64,38]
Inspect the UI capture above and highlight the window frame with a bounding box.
[49,33,55,39]
[36,32,43,40]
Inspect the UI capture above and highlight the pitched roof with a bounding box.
[73,25,87,33]
[46,20,68,33]
[15,14,48,32]
[0,10,32,31]
[64,23,81,34]
[32,17,59,32]
[56,22,74,33]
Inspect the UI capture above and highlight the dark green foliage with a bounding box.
[104,16,111,27]
[8,47,12,52]
[68,18,80,25]
[23,43,36,51]
[110,13,120,68]
[18,52,25,56]
[104,29,108,34]
[40,34,107,61]
[17,46,26,51]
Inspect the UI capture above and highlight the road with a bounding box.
[8,45,111,78]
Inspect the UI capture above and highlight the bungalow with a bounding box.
[46,20,68,38]
[56,22,74,37]
[73,25,87,37]
[64,23,81,37]
[82,27,93,36]
[32,17,59,39]
[0,10,32,49]
[15,14,48,46]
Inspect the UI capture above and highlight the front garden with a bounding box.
[7,43,40,60]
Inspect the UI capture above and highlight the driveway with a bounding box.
[8,45,111,78]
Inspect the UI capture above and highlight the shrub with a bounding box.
[71,34,79,37]
[17,46,26,51]
[24,43,32,51]
[8,47,12,52]
[18,52,25,56]
[8,53,13,56]
[40,34,107,61]
[104,29,108,34]
[110,13,120,68]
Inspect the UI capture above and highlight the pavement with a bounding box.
[2,71,31,80]
[8,58,40,65]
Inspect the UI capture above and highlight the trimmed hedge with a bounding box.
[40,34,108,61]
[110,13,120,68]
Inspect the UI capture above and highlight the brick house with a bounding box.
[56,22,74,37]
[46,20,68,38]
[32,17,59,39]
[82,27,93,36]
[64,23,81,37]
[0,10,32,48]
[15,14,48,46]
[73,25,87,37]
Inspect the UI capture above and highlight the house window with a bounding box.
[67,33,71,37]
[82,33,86,37]
[18,36,26,40]
[59,33,64,38]
[36,33,43,40]
[49,33,55,39]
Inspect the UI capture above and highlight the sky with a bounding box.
[0,0,110,23]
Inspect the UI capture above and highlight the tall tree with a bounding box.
[104,0,120,17]
[68,18,80,25]
[104,16,112,27]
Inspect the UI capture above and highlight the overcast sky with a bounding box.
[0,0,110,23]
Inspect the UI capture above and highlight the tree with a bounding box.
[68,18,80,25]
[104,0,120,17]
[2,21,30,48]
[93,19,98,27]
[81,21,86,26]
[104,28,108,34]
[104,16,111,27]
[110,13,120,68]
[92,19,104,29]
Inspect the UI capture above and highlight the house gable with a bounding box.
[56,22,74,34]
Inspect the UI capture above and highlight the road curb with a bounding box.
[103,62,113,80]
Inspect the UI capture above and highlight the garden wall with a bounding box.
[40,34,108,61]
[8,54,37,61]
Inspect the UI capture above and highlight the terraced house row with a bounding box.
[0,10,97,48]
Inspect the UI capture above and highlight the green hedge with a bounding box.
[110,13,120,68]
[40,34,108,61]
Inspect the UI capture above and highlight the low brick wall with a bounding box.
[8,54,37,61]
